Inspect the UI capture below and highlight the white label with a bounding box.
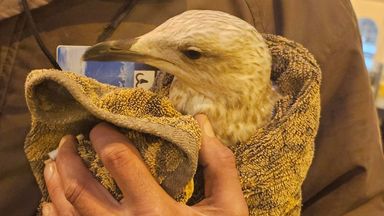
[133,70,156,89]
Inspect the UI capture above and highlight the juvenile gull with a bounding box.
[83,10,280,146]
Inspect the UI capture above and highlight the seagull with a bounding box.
[83,10,280,146]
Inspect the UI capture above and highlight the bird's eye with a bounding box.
[182,48,202,60]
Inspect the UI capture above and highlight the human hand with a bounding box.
[42,114,248,216]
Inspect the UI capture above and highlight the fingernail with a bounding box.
[42,203,52,216]
[44,159,52,165]
[47,149,58,160]
[58,136,68,148]
[194,114,215,138]
[44,159,55,180]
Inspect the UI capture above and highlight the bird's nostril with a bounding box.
[110,47,122,51]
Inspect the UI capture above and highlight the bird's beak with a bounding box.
[83,38,144,61]
[82,38,177,73]
[83,38,195,92]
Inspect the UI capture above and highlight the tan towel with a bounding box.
[24,34,321,215]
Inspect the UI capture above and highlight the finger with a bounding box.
[89,122,167,204]
[44,160,78,215]
[55,135,121,215]
[41,202,58,216]
[194,114,246,207]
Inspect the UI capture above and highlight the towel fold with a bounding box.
[25,34,321,215]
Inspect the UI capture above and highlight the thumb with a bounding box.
[194,114,246,206]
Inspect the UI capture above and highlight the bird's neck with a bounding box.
[168,77,280,146]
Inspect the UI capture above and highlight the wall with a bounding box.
[351,0,384,63]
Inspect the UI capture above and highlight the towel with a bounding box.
[24,34,321,215]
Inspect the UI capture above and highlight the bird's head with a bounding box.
[83,10,272,98]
